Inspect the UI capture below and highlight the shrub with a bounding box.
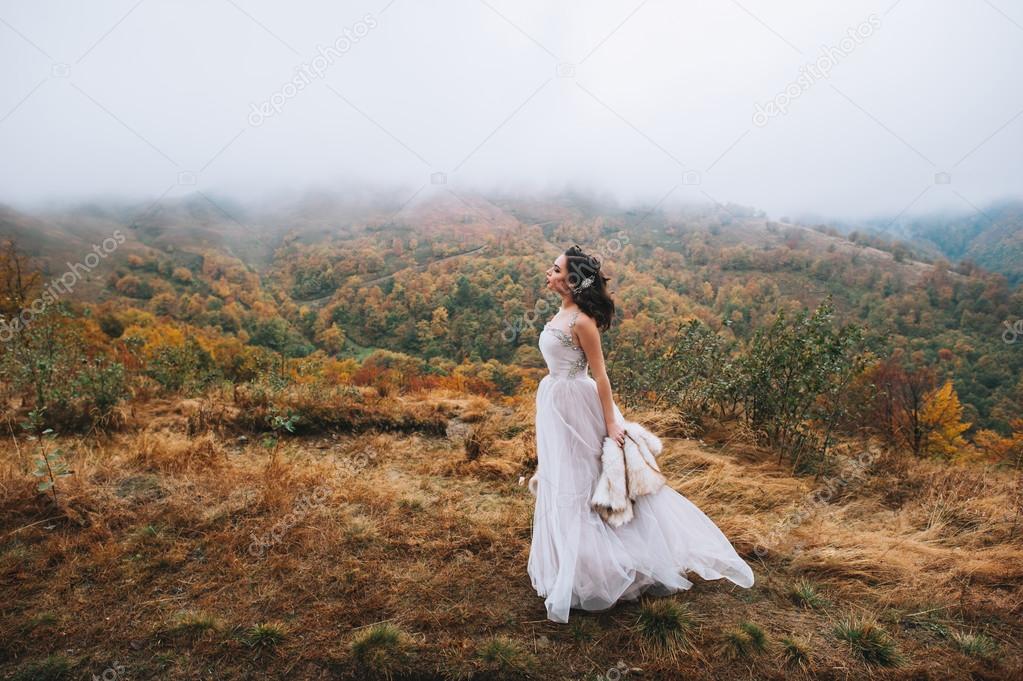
[2,305,126,431]
[73,357,127,421]
[612,317,738,420]
[171,267,193,284]
[737,295,869,474]
[145,335,219,394]
[114,274,153,299]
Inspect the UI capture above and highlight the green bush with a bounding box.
[145,335,220,394]
[2,304,125,431]
[612,317,740,419]
[737,295,869,473]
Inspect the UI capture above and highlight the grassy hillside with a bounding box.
[1,390,1020,679]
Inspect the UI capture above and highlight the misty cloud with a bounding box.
[0,0,1021,221]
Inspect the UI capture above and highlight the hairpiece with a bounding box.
[572,275,595,294]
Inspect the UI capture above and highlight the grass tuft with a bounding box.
[716,620,768,660]
[634,598,699,661]
[27,611,59,629]
[950,629,998,660]
[350,623,413,679]
[568,618,598,643]
[476,635,538,678]
[789,578,829,609]
[166,610,222,640]
[243,621,288,649]
[11,654,71,681]
[832,614,902,667]
[779,634,812,670]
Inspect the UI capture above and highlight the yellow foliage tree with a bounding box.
[317,323,346,354]
[123,322,186,362]
[973,418,1023,466]
[919,380,972,459]
[430,306,448,338]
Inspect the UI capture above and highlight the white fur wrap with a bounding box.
[527,420,665,528]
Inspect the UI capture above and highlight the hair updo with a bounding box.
[563,244,614,332]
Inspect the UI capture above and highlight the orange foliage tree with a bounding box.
[919,380,972,459]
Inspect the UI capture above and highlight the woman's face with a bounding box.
[545,253,569,295]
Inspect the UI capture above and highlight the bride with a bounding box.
[527,245,755,623]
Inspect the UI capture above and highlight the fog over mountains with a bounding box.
[1,0,1021,222]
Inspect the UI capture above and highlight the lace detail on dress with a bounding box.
[547,326,579,350]
[544,310,587,378]
[566,353,587,378]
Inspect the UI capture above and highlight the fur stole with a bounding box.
[527,420,666,528]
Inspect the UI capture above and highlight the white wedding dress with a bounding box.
[527,309,755,623]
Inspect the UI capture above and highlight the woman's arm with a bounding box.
[574,315,626,445]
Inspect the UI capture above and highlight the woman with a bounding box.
[527,244,755,624]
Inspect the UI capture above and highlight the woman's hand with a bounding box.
[607,421,626,447]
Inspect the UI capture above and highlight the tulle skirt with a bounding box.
[527,374,755,623]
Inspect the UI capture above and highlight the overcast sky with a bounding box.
[1,0,1021,221]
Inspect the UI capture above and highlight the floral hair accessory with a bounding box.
[573,275,595,294]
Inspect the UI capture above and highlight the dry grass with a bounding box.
[0,391,1021,679]
[131,430,228,473]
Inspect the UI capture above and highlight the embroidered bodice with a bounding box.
[539,309,588,379]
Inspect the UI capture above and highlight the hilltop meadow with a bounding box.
[1,195,1022,680]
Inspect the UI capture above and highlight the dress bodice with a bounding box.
[539,309,588,379]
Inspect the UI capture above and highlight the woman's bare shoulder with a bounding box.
[573,310,598,332]
[572,310,597,327]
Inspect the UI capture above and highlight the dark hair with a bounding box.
[564,244,614,332]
